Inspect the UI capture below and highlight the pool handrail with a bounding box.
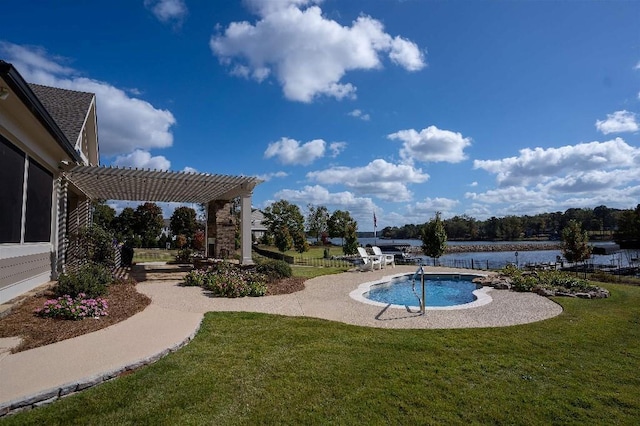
[412,266,426,314]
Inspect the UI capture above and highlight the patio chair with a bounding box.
[356,247,382,271]
[372,246,395,269]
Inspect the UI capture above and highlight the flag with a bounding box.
[373,212,377,228]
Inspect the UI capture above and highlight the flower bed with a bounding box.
[35,293,109,320]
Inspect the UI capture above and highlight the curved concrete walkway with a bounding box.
[0,265,562,415]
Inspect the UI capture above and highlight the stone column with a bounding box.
[207,200,236,259]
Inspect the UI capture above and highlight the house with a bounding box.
[251,209,267,242]
[1,61,261,304]
[1,60,96,303]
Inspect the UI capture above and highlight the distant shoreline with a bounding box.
[403,242,563,254]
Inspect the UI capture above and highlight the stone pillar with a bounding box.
[207,200,236,259]
[240,192,253,265]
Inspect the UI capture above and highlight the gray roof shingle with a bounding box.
[28,83,94,146]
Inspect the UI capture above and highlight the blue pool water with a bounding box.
[365,275,480,307]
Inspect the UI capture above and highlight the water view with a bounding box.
[328,238,637,269]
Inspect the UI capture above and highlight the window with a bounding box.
[0,135,54,244]
[0,135,25,243]
[24,158,53,242]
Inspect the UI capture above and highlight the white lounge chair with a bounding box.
[356,247,382,271]
[372,246,395,269]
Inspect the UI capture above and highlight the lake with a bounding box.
[326,238,636,269]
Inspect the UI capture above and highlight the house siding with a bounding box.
[0,251,51,303]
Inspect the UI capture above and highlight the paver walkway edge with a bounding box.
[0,305,203,415]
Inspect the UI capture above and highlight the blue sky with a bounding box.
[2,0,639,230]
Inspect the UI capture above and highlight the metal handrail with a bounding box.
[412,266,426,314]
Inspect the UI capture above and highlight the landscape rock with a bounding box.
[473,275,512,290]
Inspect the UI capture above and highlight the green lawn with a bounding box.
[4,283,639,425]
[291,265,349,279]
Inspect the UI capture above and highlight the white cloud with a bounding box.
[112,149,171,170]
[144,0,188,27]
[307,158,429,201]
[254,171,288,182]
[464,161,640,218]
[348,109,370,121]
[595,110,639,134]
[210,2,425,102]
[467,138,640,216]
[0,42,177,158]
[388,125,471,164]
[264,137,327,165]
[182,166,198,173]
[540,169,639,194]
[464,186,557,217]
[329,142,347,157]
[473,138,640,187]
[411,197,459,216]
[274,184,378,223]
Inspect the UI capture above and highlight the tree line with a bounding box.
[92,201,203,249]
[380,205,640,243]
[260,200,360,255]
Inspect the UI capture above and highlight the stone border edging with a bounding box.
[0,319,202,417]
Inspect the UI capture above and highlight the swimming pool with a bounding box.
[350,272,493,310]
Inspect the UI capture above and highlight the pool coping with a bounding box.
[349,271,493,311]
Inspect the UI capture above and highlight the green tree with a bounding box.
[502,216,523,240]
[293,230,310,253]
[306,204,329,244]
[483,217,503,240]
[134,202,164,248]
[112,207,136,243]
[92,200,115,232]
[263,200,306,252]
[614,204,640,247]
[421,212,447,264]
[343,222,359,255]
[561,219,592,264]
[170,206,197,245]
[328,210,356,246]
[274,226,293,257]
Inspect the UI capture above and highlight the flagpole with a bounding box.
[374,211,377,246]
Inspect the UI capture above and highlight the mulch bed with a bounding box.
[0,281,151,353]
[266,277,306,295]
[0,274,306,354]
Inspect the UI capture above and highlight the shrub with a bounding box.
[175,248,194,263]
[500,266,599,293]
[56,263,112,298]
[257,259,292,280]
[183,269,207,287]
[511,274,538,292]
[71,225,117,268]
[36,293,108,320]
[203,262,267,297]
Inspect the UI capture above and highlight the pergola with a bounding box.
[63,165,261,264]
